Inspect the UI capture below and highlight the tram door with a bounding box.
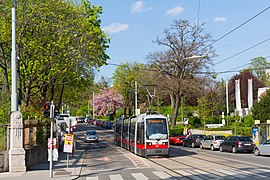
[136,122,145,156]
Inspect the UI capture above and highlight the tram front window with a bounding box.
[146,119,168,140]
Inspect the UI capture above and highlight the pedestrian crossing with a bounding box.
[85,168,270,180]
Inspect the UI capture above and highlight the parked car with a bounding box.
[200,135,227,151]
[183,134,206,148]
[254,139,270,156]
[169,134,186,145]
[219,136,254,153]
[84,130,99,143]
[77,117,85,123]
[96,120,102,126]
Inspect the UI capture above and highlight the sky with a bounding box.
[89,0,270,83]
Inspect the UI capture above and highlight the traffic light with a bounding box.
[44,102,51,118]
[54,105,60,117]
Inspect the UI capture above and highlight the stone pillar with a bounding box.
[9,111,26,172]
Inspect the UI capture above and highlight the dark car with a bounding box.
[169,134,186,145]
[183,134,206,148]
[219,136,254,153]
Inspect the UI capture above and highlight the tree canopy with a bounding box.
[0,0,110,117]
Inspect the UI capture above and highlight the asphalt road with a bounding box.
[73,123,270,180]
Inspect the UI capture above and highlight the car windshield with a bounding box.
[86,131,97,135]
[239,137,251,141]
[146,118,168,140]
[216,136,226,140]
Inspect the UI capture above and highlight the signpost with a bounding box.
[63,134,74,168]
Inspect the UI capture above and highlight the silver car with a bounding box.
[85,130,99,143]
[200,134,226,151]
[254,139,270,156]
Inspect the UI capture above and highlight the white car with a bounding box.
[254,139,270,156]
[200,135,226,151]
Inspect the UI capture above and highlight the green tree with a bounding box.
[112,62,146,116]
[252,90,270,122]
[0,0,109,115]
[197,96,217,127]
[249,57,270,86]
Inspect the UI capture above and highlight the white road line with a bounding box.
[175,170,204,180]
[86,177,98,180]
[109,174,124,180]
[153,171,177,180]
[131,172,149,180]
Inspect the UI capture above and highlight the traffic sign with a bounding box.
[63,134,74,153]
[184,118,188,125]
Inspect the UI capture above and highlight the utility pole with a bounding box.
[135,81,138,115]
[92,92,95,119]
[9,0,26,172]
[226,81,229,125]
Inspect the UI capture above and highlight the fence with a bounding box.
[0,119,50,171]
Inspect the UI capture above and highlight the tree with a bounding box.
[228,70,263,109]
[0,0,110,114]
[147,20,216,127]
[93,88,124,118]
[112,62,147,116]
[249,57,270,86]
[252,90,270,122]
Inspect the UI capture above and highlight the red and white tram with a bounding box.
[114,113,169,157]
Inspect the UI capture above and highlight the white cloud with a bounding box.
[131,1,152,14]
[214,16,227,22]
[166,6,184,15]
[102,23,129,33]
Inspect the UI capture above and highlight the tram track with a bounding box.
[146,147,270,180]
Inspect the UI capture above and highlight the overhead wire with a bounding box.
[214,37,270,65]
[207,6,270,48]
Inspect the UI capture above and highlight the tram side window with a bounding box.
[137,122,144,144]
[130,121,135,142]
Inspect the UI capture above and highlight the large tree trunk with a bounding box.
[58,83,65,107]
[50,79,56,102]
[169,93,174,110]
[41,83,49,103]
[171,94,180,128]
[24,80,32,106]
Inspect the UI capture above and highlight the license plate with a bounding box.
[156,150,161,153]
[245,144,251,146]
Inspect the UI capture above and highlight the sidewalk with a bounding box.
[0,149,85,180]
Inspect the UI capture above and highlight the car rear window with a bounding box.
[216,136,226,140]
[238,137,251,141]
[87,131,97,135]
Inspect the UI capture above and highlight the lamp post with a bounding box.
[9,0,26,172]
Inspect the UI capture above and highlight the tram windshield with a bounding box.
[146,118,168,140]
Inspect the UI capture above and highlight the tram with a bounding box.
[114,113,169,157]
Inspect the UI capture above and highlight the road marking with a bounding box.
[153,171,177,180]
[86,177,98,180]
[109,174,124,180]
[175,170,204,180]
[131,172,149,180]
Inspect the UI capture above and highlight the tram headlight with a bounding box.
[162,142,168,146]
[147,142,152,146]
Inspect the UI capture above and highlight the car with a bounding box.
[219,136,254,153]
[200,135,227,151]
[84,130,99,143]
[77,117,85,123]
[254,139,270,156]
[182,134,206,148]
[169,134,186,145]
